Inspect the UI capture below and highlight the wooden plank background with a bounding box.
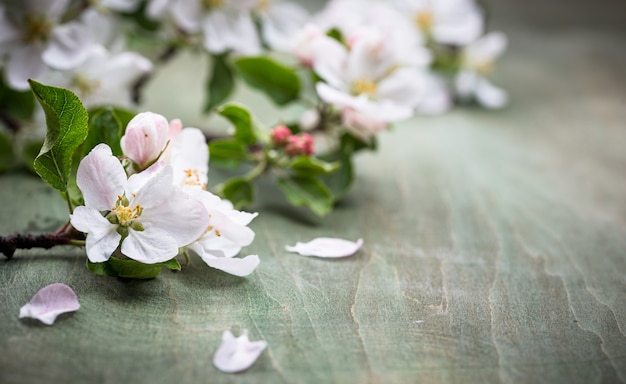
[1,0,625,382]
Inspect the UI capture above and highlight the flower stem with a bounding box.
[0,225,83,259]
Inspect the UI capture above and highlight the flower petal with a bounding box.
[213,330,267,373]
[475,78,508,109]
[76,143,126,211]
[19,283,80,325]
[43,22,93,70]
[200,252,260,277]
[285,237,364,258]
[126,162,173,209]
[139,186,209,247]
[312,36,348,90]
[121,225,179,264]
[121,111,170,169]
[5,44,46,90]
[70,206,121,263]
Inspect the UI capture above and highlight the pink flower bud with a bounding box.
[271,125,292,146]
[300,133,314,156]
[120,112,170,169]
[285,133,314,157]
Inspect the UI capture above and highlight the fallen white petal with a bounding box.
[213,330,267,373]
[285,237,364,258]
[19,283,80,325]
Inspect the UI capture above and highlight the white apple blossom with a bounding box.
[91,0,142,13]
[163,119,209,190]
[455,31,508,109]
[46,46,152,109]
[70,144,209,264]
[315,0,428,66]
[168,0,261,55]
[312,30,432,140]
[393,0,484,46]
[253,0,309,51]
[184,187,260,277]
[160,117,260,277]
[0,0,94,90]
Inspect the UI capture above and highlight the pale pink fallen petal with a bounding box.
[213,330,267,373]
[285,237,364,258]
[19,283,80,325]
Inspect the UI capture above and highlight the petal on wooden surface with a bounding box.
[213,330,267,373]
[18,283,80,325]
[285,237,364,258]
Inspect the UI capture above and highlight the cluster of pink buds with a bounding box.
[271,125,314,157]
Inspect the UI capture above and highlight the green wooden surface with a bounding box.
[1,1,626,383]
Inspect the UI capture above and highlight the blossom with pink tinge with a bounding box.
[271,125,292,145]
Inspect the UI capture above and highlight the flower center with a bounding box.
[203,0,225,10]
[111,194,142,226]
[415,10,433,32]
[256,0,270,11]
[22,14,52,43]
[474,60,494,75]
[72,74,101,98]
[182,168,206,189]
[352,79,378,96]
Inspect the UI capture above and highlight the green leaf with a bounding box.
[320,151,354,200]
[219,178,254,209]
[289,155,340,175]
[87,257,181,279]
[0,78,35,120]
[205,53,235,113]
[341,132,377,153]
[161,258,182,271]
[29,80,89,192]
[277,175,334,216]
[0,131,16,172]
[209,139,248,168]
[325,27,345,45]
[20,140,43,174]
[83,108,127,157]
[87,259,118,277]
[108,257,179,279]
[217,103,257,144]
[233,56,301,105]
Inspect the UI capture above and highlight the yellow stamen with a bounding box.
[116,206,139,226]
[415,10,433,32]
[475,60,494,75]
[257,0,270,11]
[71,74,101,98]
[352,79,377,96]
[203,0,225,9]
[22,14,52,43]
[182,168,205,189]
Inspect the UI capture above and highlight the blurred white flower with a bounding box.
[312,30,431,140]
[394,0,483,46]
[92,0,142,12]
[0,0,94,90]
[254,0,309,51]
[47,46,152,109]
[456,31,508,109]
[168,0,261,55]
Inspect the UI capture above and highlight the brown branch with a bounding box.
[0,229,81,259]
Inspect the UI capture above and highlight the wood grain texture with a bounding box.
[1,0,625,383]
